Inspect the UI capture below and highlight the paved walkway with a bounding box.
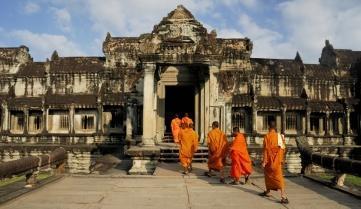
[1,163,360,209]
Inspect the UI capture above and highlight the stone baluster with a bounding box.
[281,106,287,134]
[69,104,75,134]
[24,107,29,134]
[345,107,351,135]
[306,108,311,135]
[126,103,134,140]
[325,111,330,136]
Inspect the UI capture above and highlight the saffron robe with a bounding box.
[181,116,193,126]
[207,128,228,171]
[262,129,286,190]
[179,128,199,168]
[230,133,253,181]
[171,118,181,143]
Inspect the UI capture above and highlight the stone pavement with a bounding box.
[1,163,360,209]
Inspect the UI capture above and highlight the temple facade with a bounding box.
[0,5,360,173]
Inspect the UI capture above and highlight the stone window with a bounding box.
[262,115,275,131]
[30,114,42,131]
[16,115,24,131]
[60,115,69,129]
[81,115,94,130]
[331,115,340,135]
[286,113,297,130]
[232,109,245,130]
[310,116,319,133]
[110,111,122,128]
[350,112,358,133]
[11,112,24,131]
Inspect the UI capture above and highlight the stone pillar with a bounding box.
[142,63,156,146]
[194,86,199,134]
[281,106,287,134]
[69,104,75,134]
[252,106,257,134]
[126,103,134,140]
[200,83,205,143]
[325,111,330,136]
[306,108,311,135]
[345,107,351,135]
[24,107,29,134]
[42,106,48,133]
[1,103,9,132]
[97,103,103,134]
[204,75,210,136]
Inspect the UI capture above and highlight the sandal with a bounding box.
[204,172,212,177]
[258,191,271,197]
[245,175,250,184]
[229,180,240,185]
[219,178,226,184]
[281,197,289,204]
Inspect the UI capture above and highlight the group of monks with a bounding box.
[171,114,289,204]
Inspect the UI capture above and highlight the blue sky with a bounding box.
[1,0,361,63]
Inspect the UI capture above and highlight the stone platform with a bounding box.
[1,163,360,209]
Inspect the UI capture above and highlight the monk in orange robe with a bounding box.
[178,123,199,174]
[205,121,228,183]
[230,127,253,184]
[181,113,193,126]
[260,120,289,204]
[171,114,181,143]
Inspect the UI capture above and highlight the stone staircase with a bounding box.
[159,134,208,162]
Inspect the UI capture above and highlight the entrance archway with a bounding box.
[164,85,195,133]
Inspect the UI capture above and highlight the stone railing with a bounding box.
[296,137,361,186]
[0,147,67,187]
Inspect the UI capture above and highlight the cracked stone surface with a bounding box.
[1,164,360,209]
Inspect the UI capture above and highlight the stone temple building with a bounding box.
[0,5,360,173]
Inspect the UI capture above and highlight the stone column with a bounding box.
[97,103,103,134]
[252,106,258,134]
[204,75,210,135]
[281,106,287,134]
[142,63,156,146]
[126,103,133,140]
[194,86,199,134]
[69,104,75,134]
[345,107,351,135]
[325,111,330,136]
[200,83,205,143]
[42,105,48,133]
[306,108,311,135]
[24,107,29,134]
[1,103,9,132]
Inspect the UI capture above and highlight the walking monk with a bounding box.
[178,123,199,174]
[181,113,193,126]
[260,120,289,204]
[229,127,252,184]
[205,121,228,183]
[171,114,181,143]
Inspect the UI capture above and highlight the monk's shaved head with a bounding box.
[233,127,239,132]
[268,120,276,129]
[184,113,189,117]
[212,121,219,129]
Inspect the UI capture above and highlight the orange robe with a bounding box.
[262,129,286,190]
[181,116,193,126]
[230,133,253,181]
[171,118,181,143]
[179,128,199,168]
[207,128,228,171]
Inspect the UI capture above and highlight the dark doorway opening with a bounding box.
[165,85,195,133]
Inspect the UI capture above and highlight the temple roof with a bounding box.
[17,62,46,77]
[251,58,303,76]
[49,57,105,74]
[45,94,98,107]
[334,49,361,68]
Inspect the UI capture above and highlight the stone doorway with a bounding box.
[164,85,195,134]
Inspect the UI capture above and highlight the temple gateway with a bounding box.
[0,5,360,174]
